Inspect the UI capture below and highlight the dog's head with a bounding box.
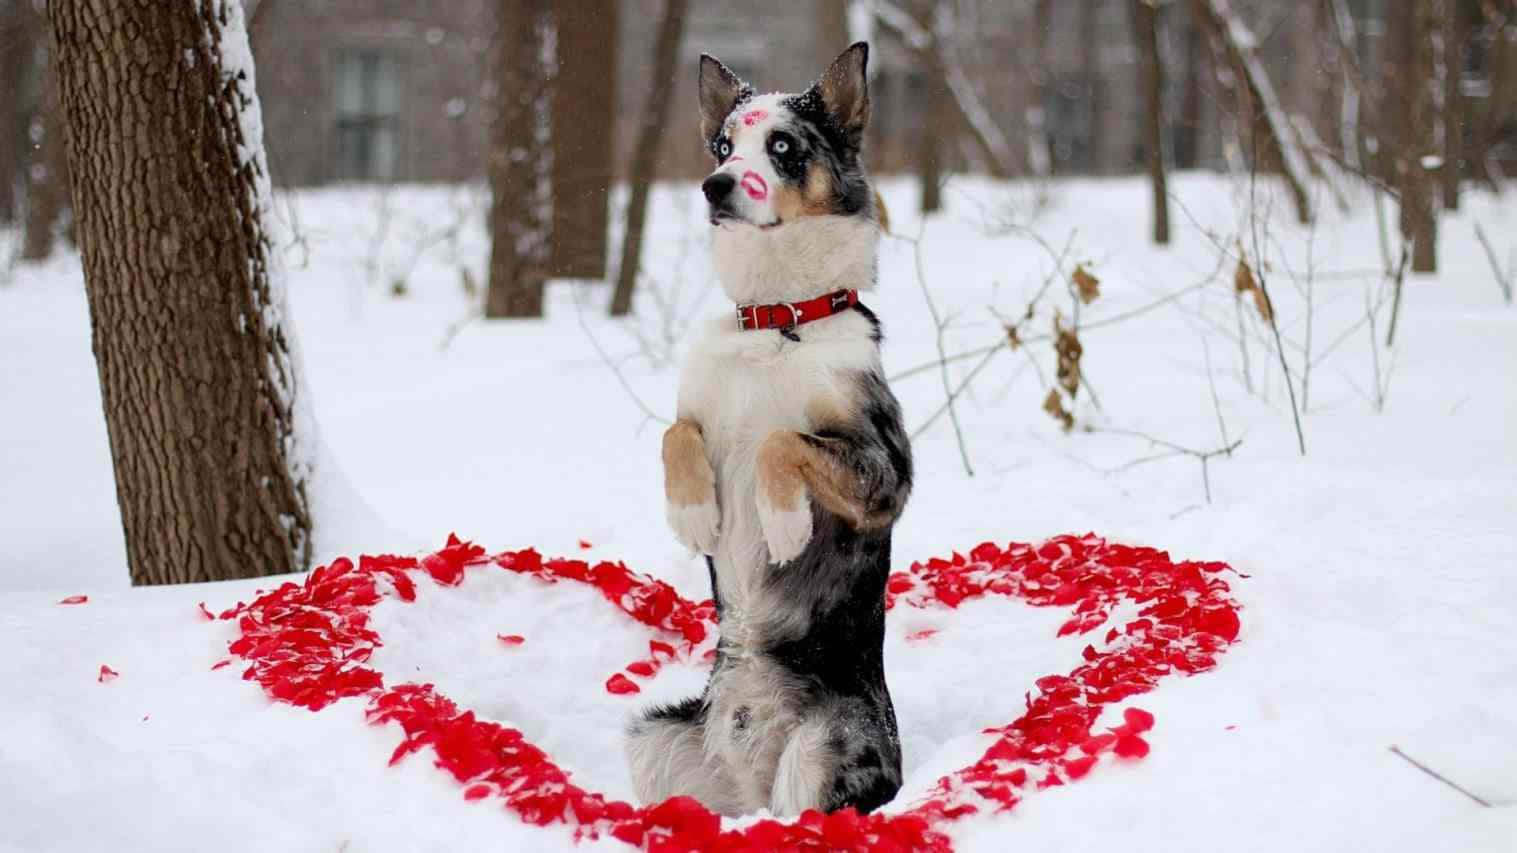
[697,43,875,232]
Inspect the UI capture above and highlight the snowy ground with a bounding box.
[2,173,1514,851]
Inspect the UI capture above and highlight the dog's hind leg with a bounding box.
[770,701,903,816]
[769,716,834,816]
[626,697,746,816]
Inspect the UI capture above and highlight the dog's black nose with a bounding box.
[702,173,736,206]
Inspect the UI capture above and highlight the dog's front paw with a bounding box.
[668,498,721,555]
[758,490,813,565]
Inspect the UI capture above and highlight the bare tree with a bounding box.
[1391,0,1440,272]
[1133,0,1170,244]
[549,0,617,281]
[1024,0,1054,178]
[875,1,1016,179]
[1441,0,1467,210]
[485,0,553,318]
[0,0,27,224]
[1469,0,1513,191]
[1190,0,1318,224]
[49,0,314,584]
[20,32,66,262]
[814,0,851,69]
[609,0,687,317]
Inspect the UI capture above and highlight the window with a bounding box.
[333,50,401,181]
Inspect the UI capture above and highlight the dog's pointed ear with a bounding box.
[699,54,750,141]
[813,42,870,146]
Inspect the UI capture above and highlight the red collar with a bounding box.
[735,289,859,331]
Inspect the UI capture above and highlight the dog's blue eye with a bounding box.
[772,139,790,155]
[718,142,731,158]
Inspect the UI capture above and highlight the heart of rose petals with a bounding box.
[213,533,1242,851]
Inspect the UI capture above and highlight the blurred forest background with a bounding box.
[3,0,1514,303]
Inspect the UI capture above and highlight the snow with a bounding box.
[2,172,1516,850]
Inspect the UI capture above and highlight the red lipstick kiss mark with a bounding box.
[741,109,768,126]
[740,171,768,201]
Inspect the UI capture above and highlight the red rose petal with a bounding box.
[1114,734,1150,758]
[1123,707,1156,733]
[497,634,526,646]
[58,595,88,605]
[605,673,640,695]
[97,665,119,683]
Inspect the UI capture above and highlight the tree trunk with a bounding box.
[49,0,314,585]
[1441,0,1465,209]
[548,0,616,280]
[1175,10,1205,170]
[1469,1,1512,192]
[609,0,687,317]
[0,0,27,225]
[1024,0,1054,178]
[21,41,67,262]
[1394,0,1439,272]
[814,0,851,69]
[486,0,553,318]
[1133,0,1170,244]
[1080,0,1108,174]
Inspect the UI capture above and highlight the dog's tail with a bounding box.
[872,188,891,235]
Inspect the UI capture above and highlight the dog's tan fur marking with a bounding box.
[757,430,895,532]
[773,162,839,222]
[663,419,715,507]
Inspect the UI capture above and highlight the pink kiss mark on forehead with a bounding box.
[740,171,768,201]
[741,109,768,127]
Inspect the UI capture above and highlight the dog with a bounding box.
[625,42,913,818]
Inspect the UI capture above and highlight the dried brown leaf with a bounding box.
[1072,264,1101,304]
[1053,313,1083,398]
[1234,257,1257,295]
[1043,388,1074,432]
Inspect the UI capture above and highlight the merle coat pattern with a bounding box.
[624,43,914,817]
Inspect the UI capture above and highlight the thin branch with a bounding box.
[1388,746,1492,808]
[1092,426,1243,504]
[1385,244,1411,347]
[1248,147,1307,455]
[1202,336,1232,455]
[1473,221,1513,303]
[908,222,974,475]
[572,285,669,429]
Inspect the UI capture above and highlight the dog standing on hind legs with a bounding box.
[625,42,913,818]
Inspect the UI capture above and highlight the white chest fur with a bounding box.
[677,311,879,618]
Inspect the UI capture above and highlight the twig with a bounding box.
[1201,336,1232,455]
[1364,282,1387,412]
[909,343,1004,441]
[1092,427,1243,504]
[907,222,974,475]
[1388,746,1492,808]
[1248,156,1307,456]
[1385,244,1410,347]
[1473,222,1513,304]
[572,285,669,429]
[439,306,483,352]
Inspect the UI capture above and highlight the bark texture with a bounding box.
[1133,0,1170,244]
[548,0,616,280]
[609,0,686,317]
[49,0,313,585]
[486,0,552,318]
